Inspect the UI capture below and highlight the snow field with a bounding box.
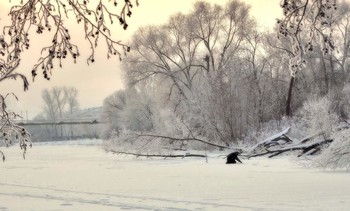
[0,142,349,210]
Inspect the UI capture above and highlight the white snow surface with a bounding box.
[1,140,350,211]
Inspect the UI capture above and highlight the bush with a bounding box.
[296,95,338,140]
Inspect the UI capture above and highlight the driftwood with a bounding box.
[105,132,234,162]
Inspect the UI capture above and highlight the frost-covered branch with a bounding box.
[277,0,336,75]
[0,94,32,161]
[1,0,138,83]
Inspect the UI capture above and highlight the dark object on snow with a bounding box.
[226,151,242,164]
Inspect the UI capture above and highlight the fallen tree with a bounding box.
[248,139,334,158]
[246,125,348,159]
[103,132,239,161]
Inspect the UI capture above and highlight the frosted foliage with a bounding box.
[278,0,336,76]
[298,96,338,139]
[312,129,350,170]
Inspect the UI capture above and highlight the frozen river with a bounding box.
[0,141,349,210]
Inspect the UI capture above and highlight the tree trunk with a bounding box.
[320,52,329,93]
[329,54,335,90]
[286,76,295,116]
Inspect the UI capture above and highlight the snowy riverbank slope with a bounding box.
[1,142,349,210]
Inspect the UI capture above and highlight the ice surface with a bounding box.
[0,140,349,210]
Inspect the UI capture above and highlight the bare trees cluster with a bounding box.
[104,0,282,151]
[32,86,79,140]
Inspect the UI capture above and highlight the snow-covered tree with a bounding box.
[103,0,310,151]
[102,88,155,138]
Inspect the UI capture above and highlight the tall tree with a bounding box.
[42,88,59,138]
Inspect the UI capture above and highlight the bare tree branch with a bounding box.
[107,149,207,158]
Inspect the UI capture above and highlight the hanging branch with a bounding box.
[0,93,32,161]
[1,0,138,84]
[277,0,336,76]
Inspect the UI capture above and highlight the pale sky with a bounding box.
[0,0,281,119]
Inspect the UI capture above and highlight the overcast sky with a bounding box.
[0,0,281,119]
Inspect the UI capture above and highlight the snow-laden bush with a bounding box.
[241,95,338,149]
[312,128,350,170]
[296,95,338,140]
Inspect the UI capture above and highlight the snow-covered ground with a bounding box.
[1,140,350,211]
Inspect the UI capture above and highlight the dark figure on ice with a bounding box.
[226,151,242,164]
